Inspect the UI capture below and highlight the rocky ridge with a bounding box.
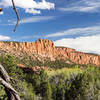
[0,39,100,66]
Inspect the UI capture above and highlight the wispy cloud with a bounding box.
[45,25,100,38]
[0,35,10,40]
[54,34,100,54]
[58,0,100,13]
[0,0,54,14]
[20,16,55,24]
[0,16,55,26]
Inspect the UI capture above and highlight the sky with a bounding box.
[0,0,100,54]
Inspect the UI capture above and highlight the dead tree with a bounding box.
[11,0,20,32]
[0,8,2,12]
[0,1,21,99]
[0,64,21,100]
[0,0,20,32]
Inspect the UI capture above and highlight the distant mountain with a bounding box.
[0,39,100,66]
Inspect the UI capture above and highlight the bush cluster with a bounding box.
[0,54,100,100]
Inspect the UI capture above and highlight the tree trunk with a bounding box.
[0,64,21,100]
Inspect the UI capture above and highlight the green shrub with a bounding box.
[0,54,36,100]
[0,85,7,100]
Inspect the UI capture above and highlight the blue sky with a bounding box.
[0,0,100,54]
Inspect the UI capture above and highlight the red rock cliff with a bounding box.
[0,39,100,66]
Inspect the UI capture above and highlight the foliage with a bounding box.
[25,70,52,100]
[1,54,100,100]
[0,85,7,100]
[16,55,75,69]
[43,58,73,69]
[0,54,36,100]
[16,54,43,67]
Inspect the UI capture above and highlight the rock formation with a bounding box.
[0,39,100,66]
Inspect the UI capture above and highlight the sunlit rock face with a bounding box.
[0,39,100,66]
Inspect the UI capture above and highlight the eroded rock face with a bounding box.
[57,47,100,66]
[0,39,57,60]
[0,39,100,66]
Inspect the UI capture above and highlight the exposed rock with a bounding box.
[0,39,100,66]
[17,64,52,74]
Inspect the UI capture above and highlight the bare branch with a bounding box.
[0,77,21,100]
[0,64,21,100]
[0,8,3,12]
[0,64,11,82]
[11,0,20,32]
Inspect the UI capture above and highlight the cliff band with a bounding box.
[0,39,100,66]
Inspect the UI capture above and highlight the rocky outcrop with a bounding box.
[57,47,100,66]
[0,39,57,60]
[0,39,100,66]
[17,64,51,74]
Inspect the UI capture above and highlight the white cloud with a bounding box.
[25,8,41,14]
[45,26,100,38]
[20,16,54,24]
[0,35,10,40]
[0,0,54,14]
[0,11,3,15]
[59,0,100,13]
[54,34,100,54]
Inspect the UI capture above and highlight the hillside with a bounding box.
[0,39,100,66]
[1,39,100,100]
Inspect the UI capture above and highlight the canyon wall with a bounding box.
[0,39,100,66]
